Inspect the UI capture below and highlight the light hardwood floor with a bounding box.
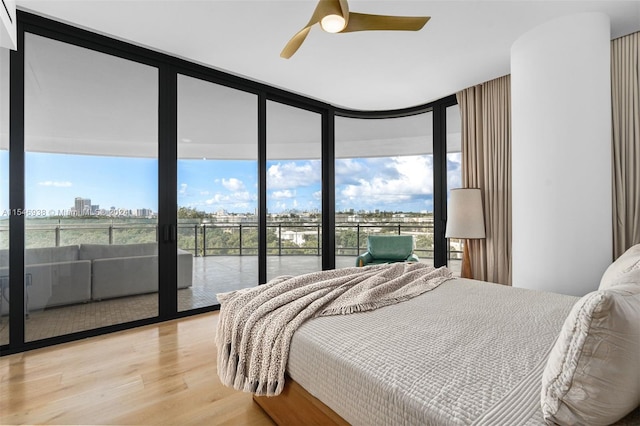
[0,313,275,425]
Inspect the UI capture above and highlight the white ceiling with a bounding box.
[16,0,640,111]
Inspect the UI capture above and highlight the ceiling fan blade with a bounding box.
[280,26,313,59]
[281,0,344,59]
[341,12,430,33]
[338,0,349,21]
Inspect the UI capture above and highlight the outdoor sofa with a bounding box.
[0,243,193,314]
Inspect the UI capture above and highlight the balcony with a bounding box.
[0,219,461,343]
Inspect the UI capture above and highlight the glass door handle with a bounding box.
[163,225,176,242]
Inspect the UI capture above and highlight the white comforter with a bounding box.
[287,278,640,425]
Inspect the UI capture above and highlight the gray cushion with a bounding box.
[79,243,157,260]
[25,245,79,264]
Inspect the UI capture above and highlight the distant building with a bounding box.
[74,197,91,215]
[136,208,153,217]
[280,230,313,246]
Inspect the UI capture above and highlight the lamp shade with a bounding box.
[445,188,486,239]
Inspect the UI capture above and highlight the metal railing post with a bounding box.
[239,224,243,256]
[317,224,320,256]
[109,225,113,245]
[194,224,199,257]
[202,224,207,257]
[55,224,60,247]
[278,223,282,256]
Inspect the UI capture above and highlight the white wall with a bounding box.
[511,12,612,296]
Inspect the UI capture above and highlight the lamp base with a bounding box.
[461,240,473,279]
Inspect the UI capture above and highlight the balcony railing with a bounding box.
[0,219,463,260]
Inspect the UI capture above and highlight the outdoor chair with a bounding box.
[356,235,419,267]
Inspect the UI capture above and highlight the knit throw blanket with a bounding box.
[216,262,453,396]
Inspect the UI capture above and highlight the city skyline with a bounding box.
[0,151,462,216]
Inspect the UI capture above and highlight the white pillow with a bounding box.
[541,284,640,426]
[600,244,640,290]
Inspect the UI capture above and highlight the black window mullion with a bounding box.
[432,94,457,268]
[258,93,267,284]
[158,65,178,316]
[433,103,447,268]
[8,19,26,349]
[322,108,335,270]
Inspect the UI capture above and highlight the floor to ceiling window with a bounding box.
[445,104,463,273]
[266,101,322,281]
[177,74,258,310]
[0,47,9,345]
[22,33,159,341]
[334,113,434,266]
[3,11,458,354]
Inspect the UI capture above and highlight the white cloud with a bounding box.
[179,183,188,195]
[38,181,72,187]
[267,161,320,190]
[205,194,224,205]
[204,191,255,207]
[222,178,245,192]
[233,191,254,202]
[272,189,295,199]
[336,158,365,173]
[339,155,434,204]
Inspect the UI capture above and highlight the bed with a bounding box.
[219,246,640,426]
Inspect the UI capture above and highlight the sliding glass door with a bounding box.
[177,74,258,310]
[23,33,159,341]
[266,101,322,281]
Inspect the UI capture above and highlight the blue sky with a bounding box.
[19,152,158,214]
[0,151,462,215]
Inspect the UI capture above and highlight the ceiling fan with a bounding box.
[281,0,430,59]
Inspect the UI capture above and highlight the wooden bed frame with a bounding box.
[253,377,349,426]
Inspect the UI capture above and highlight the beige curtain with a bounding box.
[612,31,640,258]
[456,75,512,285]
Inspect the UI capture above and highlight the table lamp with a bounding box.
[445,188,486,279]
